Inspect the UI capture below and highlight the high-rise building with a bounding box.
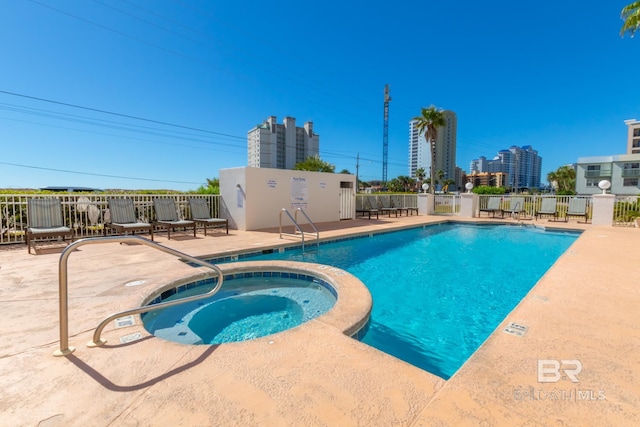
[408,110,457,186]
[470,145,542,190]
[248,116,319,169]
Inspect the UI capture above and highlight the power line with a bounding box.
[0,161,203,185]
[0,89,245,140]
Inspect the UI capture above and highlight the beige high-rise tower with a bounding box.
[408,110,457,188]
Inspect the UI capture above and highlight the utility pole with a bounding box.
[355,153,360,193]
[382,84,391,185]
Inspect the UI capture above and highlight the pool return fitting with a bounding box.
[54,235,224,357]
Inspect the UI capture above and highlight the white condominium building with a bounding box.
[248,116,319,170]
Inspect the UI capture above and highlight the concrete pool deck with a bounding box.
[0,215,638,426]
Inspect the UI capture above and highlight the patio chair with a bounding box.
[26,198,74,254]
[479,197,503,218]
[188,198,228,235]
[356,197,379,219]
[566,198,589,223]
[153,198,196,240]
[377,195,400,217]
[392,195,418,215]
[535,197,558,221]
[504,197,525,219]
[105,198,154,241]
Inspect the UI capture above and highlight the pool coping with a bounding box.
[0,214,638,426]
[140,260,373,342]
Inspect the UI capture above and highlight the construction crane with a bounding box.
[382,84,391,184]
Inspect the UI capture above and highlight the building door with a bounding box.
[339,181,354,220]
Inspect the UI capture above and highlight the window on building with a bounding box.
[623,178,639,186]
[623,162,640,169]
[586,179,599,187]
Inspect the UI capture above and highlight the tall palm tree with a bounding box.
[415,167,426,192]
[437,170,445,192]
[413,106,446,194]
[621,1,640,37]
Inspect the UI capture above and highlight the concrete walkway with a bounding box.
[0,215,638,426]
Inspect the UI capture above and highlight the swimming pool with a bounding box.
[209,223,579,379]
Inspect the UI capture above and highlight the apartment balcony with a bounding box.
[621,169,640,177]
[584,170,612,178]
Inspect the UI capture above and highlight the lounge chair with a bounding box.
[535,197,558,221]
[188,198,228,235]
[392,195,418,215]
[26,198,74,254]
[356,197,379,219]
[105,198,154,241]
[378,196,400,217]
[479,197,503,218]
[504,197,525,219]
[566,198,589,223]
[153,198,196,240]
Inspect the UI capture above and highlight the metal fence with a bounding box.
[355,194,418,213]
[0,194,220,245]
[433,194,461,215]
[613,195,640,227]
[477,195,593,222]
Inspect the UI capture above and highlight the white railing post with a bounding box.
[418,193,434,215]
[591,194,616,226]
[459,193,478,218]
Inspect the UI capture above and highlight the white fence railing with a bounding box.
[477,195,592,222]
[0,194,220,245]
[355,194,418,214]
[433,195,461,215]
[613,195,640,227]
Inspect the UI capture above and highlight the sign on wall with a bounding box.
[291,176,308,209]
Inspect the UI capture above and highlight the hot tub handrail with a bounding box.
[54,235,224,357]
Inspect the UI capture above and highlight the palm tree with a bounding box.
[442,179,456,193]
[413,106,446,194]
[621,1,640,37]
[547,165,576,194]
[415,167,426,192]
[436,170,445,192]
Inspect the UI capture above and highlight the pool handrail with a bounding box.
[279,208,311,252]
[54,235,224,357]
[294,208,319,251]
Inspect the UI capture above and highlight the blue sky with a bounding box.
[1,1,638,191]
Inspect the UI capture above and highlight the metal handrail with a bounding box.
[54,235,224,357]
[294,208,319,250]
[279,208,305,251]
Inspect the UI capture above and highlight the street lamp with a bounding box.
[598,180,611,195]
[465,182,474,193]
[422,183,429,193]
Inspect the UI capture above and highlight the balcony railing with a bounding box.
[621,169,640,177]
[0,194,220,245]
[584,170,612,178]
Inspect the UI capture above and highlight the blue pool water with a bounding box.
[216,223,579,379]
[143,275,336,345]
